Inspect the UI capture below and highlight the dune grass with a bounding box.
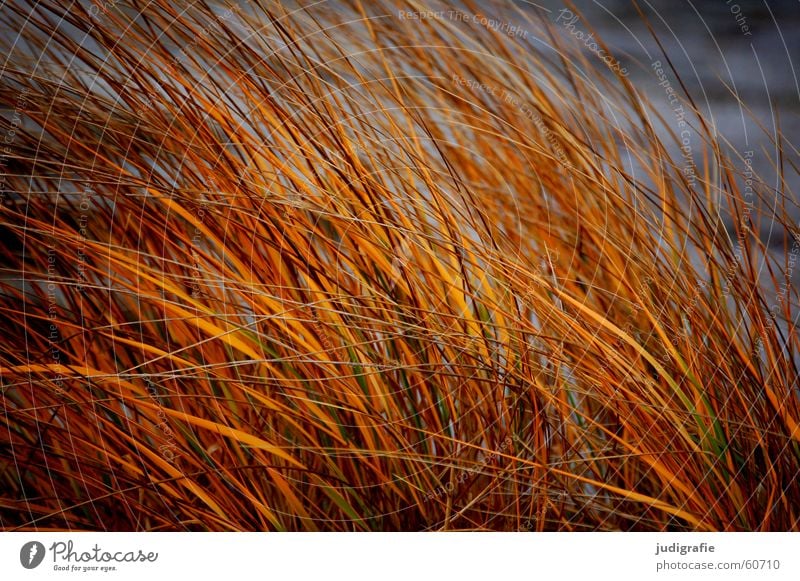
[0,0,798,531]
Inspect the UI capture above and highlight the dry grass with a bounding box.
[0,0,798,531]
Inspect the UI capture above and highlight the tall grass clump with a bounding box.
[0,0,798,531]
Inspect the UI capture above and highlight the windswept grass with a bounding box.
[0,0,798,531]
